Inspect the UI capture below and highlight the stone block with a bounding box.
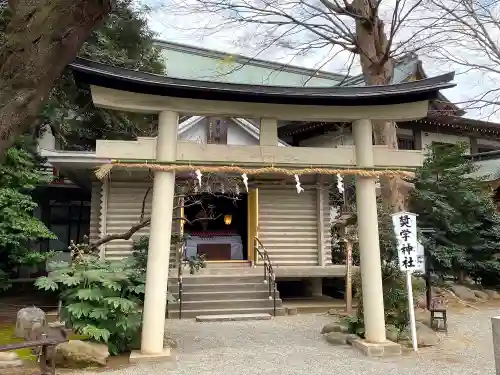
[54,340,109,368]
[0,359,24,368]
[324,332,348,345]
[345,334,359,346]
[15,306,46,339]
[485,290,500,300]
[321,323,346,334]
[474,290,489,300]
[129,348,173,364]
[352,339,402,357]
[196,313,271,322]
[286,307,298,316]
[450,285,477,301]
[0,352,23,368]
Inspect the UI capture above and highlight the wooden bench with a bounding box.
[0,335,67,375]
[429,297,448,333]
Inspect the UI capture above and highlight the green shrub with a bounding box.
[348,263,425,339]
[35,234,205,355]
[0,140,56,284]
[35,252,147,355]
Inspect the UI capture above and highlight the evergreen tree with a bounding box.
[0,137,56,289]
[39,0,165,150]
[410,142,500,285]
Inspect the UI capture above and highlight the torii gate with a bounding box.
[70,58,455,359]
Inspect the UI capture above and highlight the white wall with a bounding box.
[298,127,412,148]
[420,131,471,154]
[179,120,207,143]
[227,121,259,145]
[179,118,259,146]
[299,130,353,148]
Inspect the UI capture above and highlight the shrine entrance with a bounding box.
[183,193,249,261]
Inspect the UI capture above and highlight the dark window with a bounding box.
[47,200,90,251]
[397,136,415,150]
[477,145,499,153]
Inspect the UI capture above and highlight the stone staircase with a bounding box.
[167,264,285,319]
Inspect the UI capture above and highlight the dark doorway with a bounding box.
[183,193,248,260]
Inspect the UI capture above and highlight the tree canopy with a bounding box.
[0,136,55,289]
[41,0,165,150]
[0,0,111,157]
[410,142,500,286]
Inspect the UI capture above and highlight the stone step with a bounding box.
[191,268,264,276]
[196,313,272,322]
[203,261,252,268]
[168,306,286,319]
[169,282,269,293]
[169,275,267,285]
[167,298,283,311]
[179,290,280,301]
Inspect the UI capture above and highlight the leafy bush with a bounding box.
[36,233,206,355]
[346,263,425,339]
[35,250,146,355]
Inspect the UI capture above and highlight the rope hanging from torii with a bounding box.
[95,160,415,180]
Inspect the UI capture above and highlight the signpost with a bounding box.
[345,239,353,315]
[391,212,419,352]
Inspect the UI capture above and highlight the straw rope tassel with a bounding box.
[94,161,415,180]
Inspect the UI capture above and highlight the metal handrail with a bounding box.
[177,244,185,319]
[254,237,277,317]
[166,245,185,319]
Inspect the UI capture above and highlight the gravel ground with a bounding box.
[82,307,498,375]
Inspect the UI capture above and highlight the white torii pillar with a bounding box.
[352,119,387,344]
[132,111,178,362]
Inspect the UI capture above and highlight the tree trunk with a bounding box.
[0,0,112,157]
[352,0,407,212]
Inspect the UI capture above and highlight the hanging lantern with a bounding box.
[224,214,232,225]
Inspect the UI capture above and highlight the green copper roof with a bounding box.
[156,40,345,87]
[469,158,500,181]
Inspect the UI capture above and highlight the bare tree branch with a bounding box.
[424,0,500,116]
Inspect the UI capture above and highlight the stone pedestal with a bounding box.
[129,348,174,364]
[351,339,402,357]
[492,316,500,374]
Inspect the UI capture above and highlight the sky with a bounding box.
[143,0,500,121]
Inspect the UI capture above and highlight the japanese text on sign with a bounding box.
[391,212,419,273]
